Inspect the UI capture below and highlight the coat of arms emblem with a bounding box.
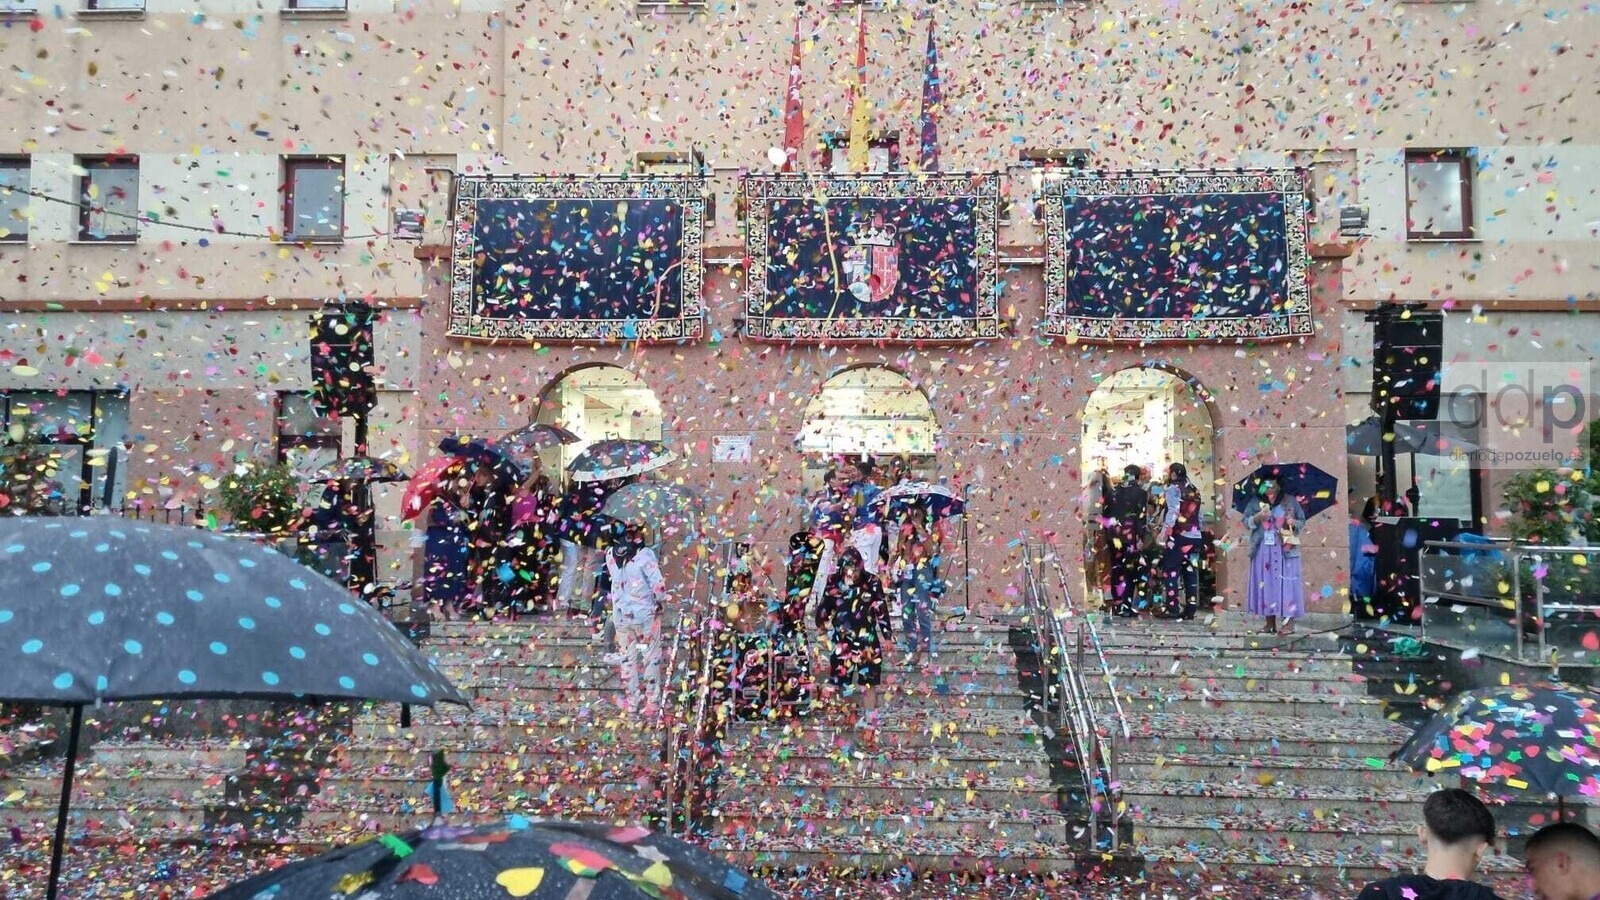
[842,217,900,307]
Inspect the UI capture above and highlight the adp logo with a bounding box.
[1440,361,1591,470]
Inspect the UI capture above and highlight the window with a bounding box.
[283,157,345,240]
[276,392,342,481]
[0,157,27,241]
[282,0,346,10]
[636,150,714,222]
[1020,149,1091,223]
[821,133,901,174]
[1405,149,1475,240]
[77,156,139,242]
[3,389,128,513]
[81,0,145,10]
[635,0,707,9]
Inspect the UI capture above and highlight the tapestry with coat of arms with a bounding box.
[740,173,1002,342]
[448,175,706,342]
[1041,169,1313,344]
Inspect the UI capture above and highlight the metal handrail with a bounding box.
[1046,552,1130,745]
[658,540,734,835]
[658,545,717,835]
[1023,541,1123,851]
[1412,539,1600,664]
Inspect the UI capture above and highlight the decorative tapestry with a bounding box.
[1042,169,1312,343]
[448,175,706,342]
[741,173,1001,342]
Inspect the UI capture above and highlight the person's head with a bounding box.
[852,458,874,484]
[1360,495,1379,527]
[889,456,911,483]
[838,547,865,582]
[1525,822,1600,900]
[1262,479,1282,504]
[826,464,849,491]
[1418,788,1497,866]
[1123,464,1141,483]
[1168,462,1188,485]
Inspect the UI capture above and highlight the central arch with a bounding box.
[798,365,938,490]
[532,364,664,479]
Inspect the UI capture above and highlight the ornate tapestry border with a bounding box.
[447,175,706,343]
[1041,169,1313,344]
[740,173,1003,343]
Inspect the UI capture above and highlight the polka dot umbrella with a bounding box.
[205,818,782,900]
[0,517,470,900]
[1394,682,1600,815]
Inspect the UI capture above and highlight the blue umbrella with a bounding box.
[567,439,677,483]
[1231,462,1339,519]
[0,517,470,900]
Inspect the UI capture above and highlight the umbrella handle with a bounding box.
[47,704,83,900]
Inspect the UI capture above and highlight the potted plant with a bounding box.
[216,461,303,538]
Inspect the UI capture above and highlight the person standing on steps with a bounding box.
[604,522,667,717]
[1523,821,1600,900]
[1244,477,1306,636]
[816,547,891,728]
[1105,464,1150,618]
[1355,787,1504,900]
[1155,463,1204,621]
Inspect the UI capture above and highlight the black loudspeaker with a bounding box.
[1371,312,1443,420]
[309,305,376,418]
[1363,516,1462,622]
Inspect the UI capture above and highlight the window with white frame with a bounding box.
[1405,149,1475,240]
[0,157,27,241]
[821,133,900,174]
[77,155,140,242]
[276,391,342,480]
[283,156,345,240]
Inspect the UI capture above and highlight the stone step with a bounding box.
[331,739,663,772]
[1136,844,1524,883]
[726,773,1061,810]
[1094,647,1356,675]
[711,804,1070,843]
[1090,669,1366,696]
[1110,690,1389,718]
[1118,752,1428,790]
[706,832,1075,874]
[725,748,1049,782]
[85,740,250,770]
[723,709,1046,753]
[1132,812,1428,855]
[349,716,665,748]
[1122,781,1432,819]
[1118,713,1414,759]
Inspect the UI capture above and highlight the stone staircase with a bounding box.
[1079,615,1527,884]
[706,616,1082,877]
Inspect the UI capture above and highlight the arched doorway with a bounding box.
[533,365,665,480]
[798,365,938,491]
[1081,365,1221,605]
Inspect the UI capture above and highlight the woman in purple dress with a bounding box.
[1244,478,1307,636]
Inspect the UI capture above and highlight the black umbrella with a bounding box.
[311,456,411,483]
[441,436,523,487]
[490,424,580,478]
[206,818,782,900]
[0,517,470,900]
[1230,462,1339,519]
[567,439,677,483]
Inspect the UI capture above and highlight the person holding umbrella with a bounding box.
[816,547,892,727]
[557,478,612,617]
[421,466,474,621]
[605,522,668,716]
[1243,477,1307,635]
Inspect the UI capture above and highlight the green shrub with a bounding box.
[217,462,302,534]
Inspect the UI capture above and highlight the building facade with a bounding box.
[1,0,1596,610]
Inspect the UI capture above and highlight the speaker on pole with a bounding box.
[1370,309,1443,421]
[309,303,376,419]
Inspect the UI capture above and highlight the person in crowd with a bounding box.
[844,458,884,577]
[881,455,915,564]
[1523,821,1600,900]
[421,467,474,621]
[1355,788,1504,900]
[1155,463,1204,620]
[495,470,555,617]
[816,547,892,727]
[782,530,826,636]
[1244,477,1307,636]
[604,522,667,716]
[808,464,857,606]
[1082,463,1111,607]
[464,462,512,618]
[1105,464,1150,618]
[1351,495,1380,618]
[557,478,611,617]
[892,517,941,670]
[301,481,356,583]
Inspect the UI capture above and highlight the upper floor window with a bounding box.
[0,157,28,242]
[1405,149,1475,241]
[1020,148,1091,223]
[636,150,714,222]
[77,155,139,242]
[276,391,342,477]
[822,133,900,174]
[283,156,345,241]
[283,0,346,10]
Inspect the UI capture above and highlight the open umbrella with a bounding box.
[1231,462,1339,519]
[1394,682,1600,815]
[494,422,581,464]
[311,457,410,484]
[0,517,470,900]
[568,439,677,483]
[206,818,782,900]
[872,481,967,522]
[401,455,468,522]
[602,481,705,538]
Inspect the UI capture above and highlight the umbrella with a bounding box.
[496,422,581,455]
[441,436,524,488]
[0,517,470,900]
[401,455,468,522]
[1394,683,1600,813]
[310,456,410,484]
[602,481,705,537]
[1231,462,1339,519]
[568,439,677,483]
[206,818,782,900]
[872,481,967,522]
[1346,417,1479,458]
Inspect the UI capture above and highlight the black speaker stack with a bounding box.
[309,302,377,419]
[1368,306,1443,420]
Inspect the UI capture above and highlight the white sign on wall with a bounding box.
[712,435,753,463]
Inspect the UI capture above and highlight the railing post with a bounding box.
[1534,553,1548,661]
[1513,548,1525,661]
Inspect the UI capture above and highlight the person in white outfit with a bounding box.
[605,523,667,715]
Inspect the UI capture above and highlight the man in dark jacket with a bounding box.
[1104,465,1149,618]
[1356,788,1504,900]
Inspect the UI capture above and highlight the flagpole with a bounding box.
[846,2,869,173]
[781,1,805,173]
